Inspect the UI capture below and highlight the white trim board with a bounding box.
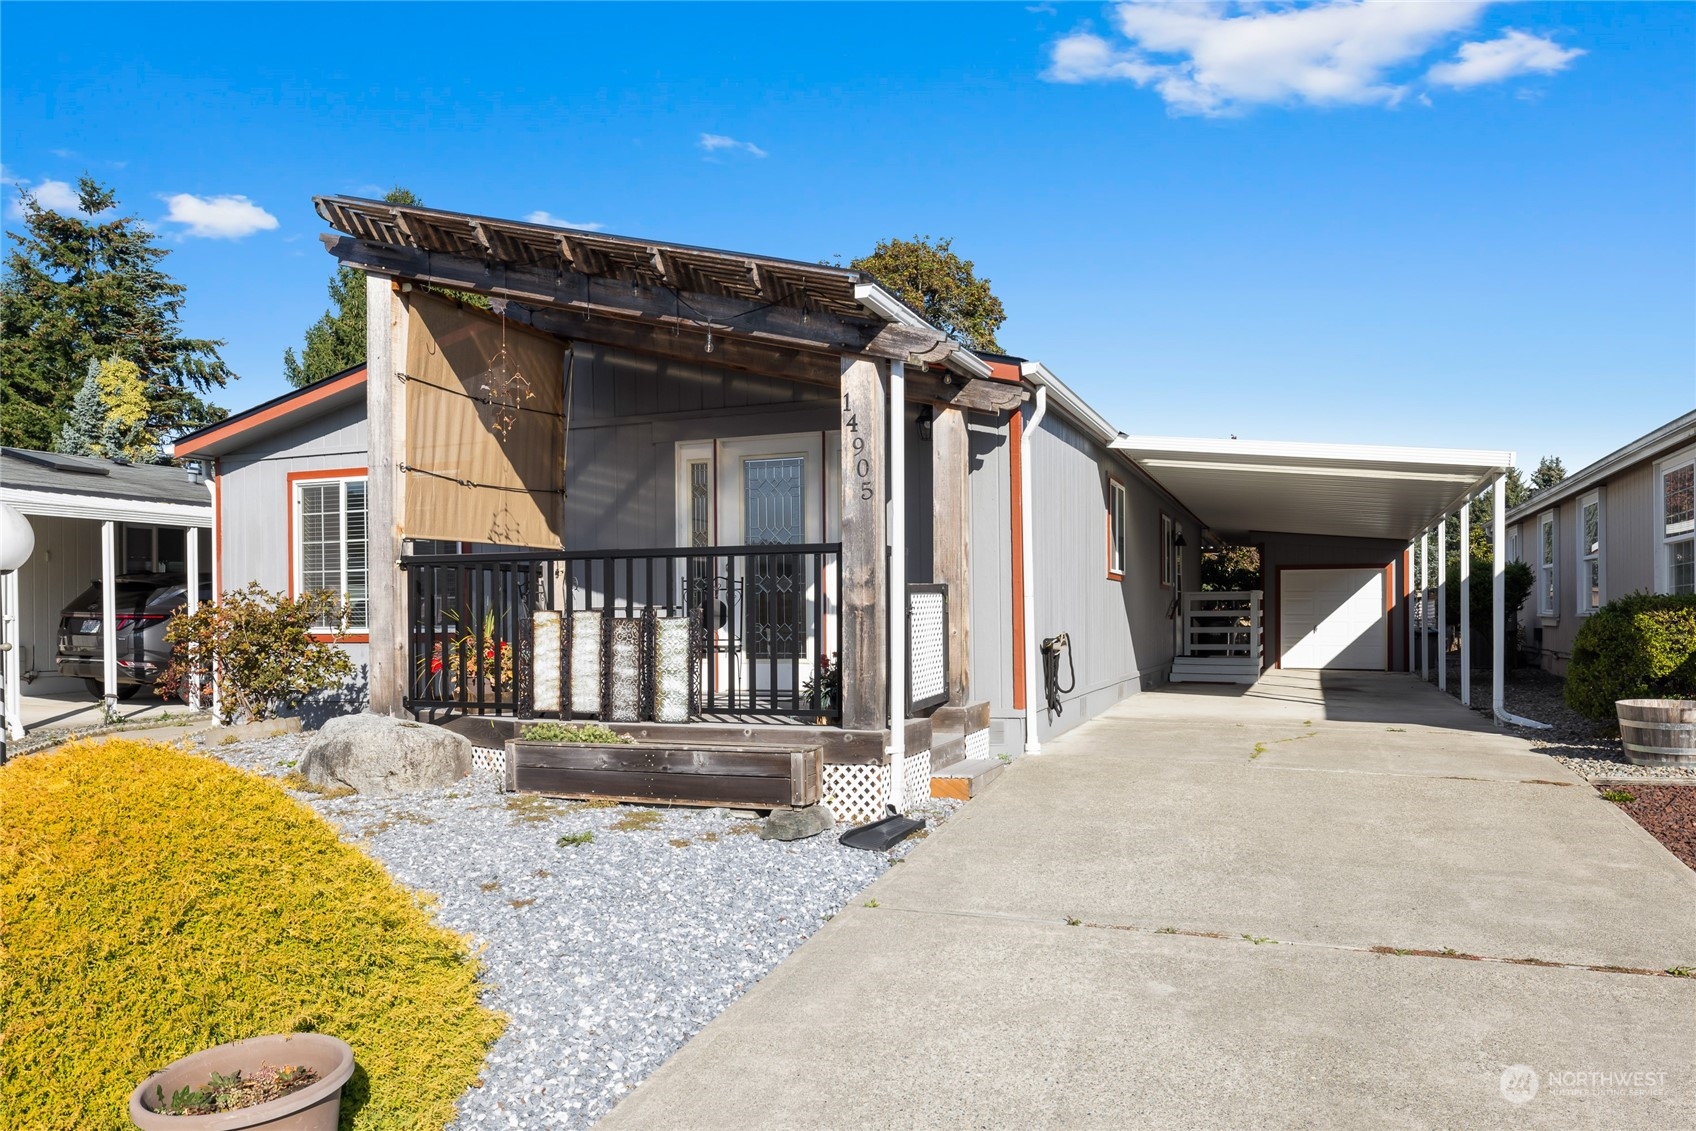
[1,487,211,527]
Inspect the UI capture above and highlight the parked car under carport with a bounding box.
[56,574,209,698]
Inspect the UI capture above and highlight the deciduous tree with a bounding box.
[851,235,1007,353]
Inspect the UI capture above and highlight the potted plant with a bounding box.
[128,1033,354,1130]
[801,652,840,725]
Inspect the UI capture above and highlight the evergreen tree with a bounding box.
[284,186,421,388]
[1531,455,1567,493]
[53,356,158,461]
[851,236,1007,353]
[1,177,230,451]
[54,361,106,456]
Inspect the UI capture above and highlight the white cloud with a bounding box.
[1427,29,1583,88]
[30,179,85,213]
[4,175,113,220]
[699,133,768,159]
[1042,2,1578,115]
[524,210,604,231]
[158,193,278,239]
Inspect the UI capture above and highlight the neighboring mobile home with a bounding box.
[1505,409,1696,675]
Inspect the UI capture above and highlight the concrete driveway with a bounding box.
[601,672,1696,1130]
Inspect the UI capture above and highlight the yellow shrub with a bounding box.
[0,739,504,1130]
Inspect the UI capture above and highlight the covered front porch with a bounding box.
[317,197,1017,815]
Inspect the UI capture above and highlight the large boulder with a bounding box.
[302,714,472,797]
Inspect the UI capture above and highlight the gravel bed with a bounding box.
[1601,785,1696,873]
[200,731,956,1128]
[1434,659,1696,782]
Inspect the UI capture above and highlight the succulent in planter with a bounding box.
[129,1033,354,1131]
[155,1063,320,1116]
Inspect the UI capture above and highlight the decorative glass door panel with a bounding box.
[743,457,805,661]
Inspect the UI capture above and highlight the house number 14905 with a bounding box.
[843,392,874,501]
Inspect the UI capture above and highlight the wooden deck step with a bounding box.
[928,730,968,773]
[930,757,1005,801]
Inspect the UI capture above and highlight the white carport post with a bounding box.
[100,519,117,718]
[1405,540,1416,674]
[886,359,907,814]
[1493,473,1550,729]
[1459,499,1472,707]
[1418,529,1430,681]
[1436,516,1447,691]
[1,569,21,745]
[186,523,201,710]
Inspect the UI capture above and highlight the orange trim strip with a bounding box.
[175,369,366,457]
[213,458,223,602]
[1010,411,1026,711]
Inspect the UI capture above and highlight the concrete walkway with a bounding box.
[601,672,1696,1130]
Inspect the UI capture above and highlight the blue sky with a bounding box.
[3,1,1692,472]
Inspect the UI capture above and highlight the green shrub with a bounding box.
[520,721,631,744]
[158,582,354,723]
[1443,555,1535,630]
[1565,591,1696,719]
[0,739,504,1130]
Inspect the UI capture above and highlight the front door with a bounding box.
[676,434,839,710]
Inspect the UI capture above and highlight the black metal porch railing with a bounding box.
[400,544,842,721]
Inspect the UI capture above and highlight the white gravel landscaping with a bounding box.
[203,730,955,1129]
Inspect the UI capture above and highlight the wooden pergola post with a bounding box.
[366,273,408,717]
[838,355,887,731]
[932,404,972,705]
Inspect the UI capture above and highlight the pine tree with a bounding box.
[54,361,106,456]
[1,177,230,451]
[284,186,422,388]
[1531,456,1567,493]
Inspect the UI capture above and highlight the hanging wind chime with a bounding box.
[478,297,534,440]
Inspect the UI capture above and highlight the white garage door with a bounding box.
[1280,568,1386,670]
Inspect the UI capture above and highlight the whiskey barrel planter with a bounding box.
[1617,699,1696,768]
[507,740,823,809]
[129,1033,354,1130]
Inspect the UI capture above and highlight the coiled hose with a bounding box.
[1041,633,1075,716]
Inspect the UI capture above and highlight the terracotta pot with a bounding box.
[129,1033,354,1130]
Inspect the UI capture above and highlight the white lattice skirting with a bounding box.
[964,728,990,761]
[822,749,931,825]
[910,591,947,706]
[471,745,507,778]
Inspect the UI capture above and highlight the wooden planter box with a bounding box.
[506,740,823,809]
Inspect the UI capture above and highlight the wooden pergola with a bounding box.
[315,197,1023,791]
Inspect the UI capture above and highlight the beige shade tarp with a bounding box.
[404,291,564,547]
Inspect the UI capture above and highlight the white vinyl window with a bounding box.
[1660,449,1695,595]
[296,476,368,629]
[1577,491,1602,615]
[1537,511,1557,617]
[1108,480,1127,578]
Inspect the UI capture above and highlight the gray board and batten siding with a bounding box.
[978,407,1203,754]
[215,400,371,706]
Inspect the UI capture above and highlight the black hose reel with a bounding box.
[1041,632,1075,716]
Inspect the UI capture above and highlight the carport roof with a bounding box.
[1110,436,1514,542]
